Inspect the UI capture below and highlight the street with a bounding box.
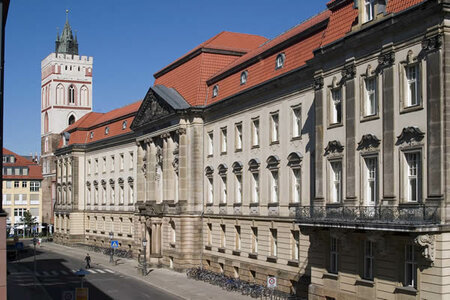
[7,241,181,300]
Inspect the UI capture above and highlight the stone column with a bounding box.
[379,49,396,202]
[422,34,444,201]
[313,74,324,202]
[177,127,187,201]
[342,62,357,202]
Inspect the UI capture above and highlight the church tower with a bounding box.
[40,11,93,228]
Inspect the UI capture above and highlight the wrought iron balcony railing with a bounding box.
[296,205,439,227]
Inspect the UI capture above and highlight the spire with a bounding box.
[55,9,79,55]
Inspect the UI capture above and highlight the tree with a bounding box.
[20,210,37,237]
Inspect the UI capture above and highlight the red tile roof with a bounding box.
[386,0,424,13]
[58,100,142,148]
[153,31,267,106]
[2,148,43,180]
[321,0,358,47]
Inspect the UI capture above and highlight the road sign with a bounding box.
[62,290,74,300]
[111,240,119,249]
[267,276,277,288]
[76,288,89,300]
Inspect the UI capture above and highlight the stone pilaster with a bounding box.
[313,73,324,202]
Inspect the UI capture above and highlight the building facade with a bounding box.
[41,14,93,229]
[2,148,43,235]
[53,0,450,299]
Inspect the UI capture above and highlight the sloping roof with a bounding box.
[2,148,43,180]
[153,85,190,110]
[153,31,267,106]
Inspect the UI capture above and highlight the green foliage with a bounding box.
[20,210,37,234]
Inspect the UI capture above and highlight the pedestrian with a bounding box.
[85,253,91,269]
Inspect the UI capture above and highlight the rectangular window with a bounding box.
[128,184,134,204]
[251,227,258,253]
[129,152,134,169]
[207,223,212,245]
[95,159,98,173]
[270,229,278,257]
[6,168,11,175]
[291,168,301,203]
[235,226,241,250]
[364,0,375,22]
[120,154,124,170]
[405,244,417,288]
[87,187,91,205]
[330,237,338,274]
[221,127,227,153]
[270,170,279,203]
[270,113,279,143]
[221,176,227,204]
[330,161,342,203]
[14,181,19,188]
[88,160,91,175]
[364,240,374,280]
[22,181,27,188]
[30,181,40,192]
[330,88,342,124]
[119,185,124,204]
[220,224,226,248]
[208,131,214,156]
[111,156,115,172]
[102,186,106,204]
[364,77,377,116]
[22,168,28,176]
[292,106,301,138]
[207,177,214,204]
[102,157,106,173]
[110,186,115,205]
[405,152,420,202]
[405,64,419,107]
[94,187,99,204]
[252,172,259,203]
[364,157,377,205]
[5,181,11,189]
[292,230,300,261]
[14,168,20,176]
[251,118,260,147]
[235,123,242,151]
[235,174,242,204]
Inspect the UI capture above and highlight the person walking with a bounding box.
[85,253,91,269]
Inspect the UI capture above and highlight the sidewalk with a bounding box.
[41,242,251,300]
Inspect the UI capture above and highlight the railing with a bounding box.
[296,204,439,226]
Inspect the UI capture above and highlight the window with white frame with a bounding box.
[221,175,227,204]
[292,106,301,138]
[405,64,420,107]
[405,244,417,288]
[251,172,259,203]
[364,0,375,22]
[330,161,342,203]
[221,127,227,153]
[405,152,420,202]
[207,131,214,156]
[94,186,99,204]
[364,240,374,280]
[220,224,226,248]
[270,113,279,143]
[270,229,278,257]
[270,170,279,203]
[128,182,134,204]
[330,237,338,274]
[251,227,258,253]
[30,181,40,192]
[330,88,342,124]
[14,181,19,188]
[251,118,260,147]
[364,157,377,205]
[95,159,98,173]
[275,53,285,69]
[102,157,106,173]
[292,230,300,261]
[87,186,91,205]
[88,159,91,175]
[129,152,134,169]
[119,184,124,204]
[235,123,242,151]
[364,77,377,116]
[291,168,301,203]
[110,183,115,205]
[208,177,214,204]
[235,226,241,250]
[235,173,242,204]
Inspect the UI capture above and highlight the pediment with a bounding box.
[396,127,425,146]
[131,88,174,130]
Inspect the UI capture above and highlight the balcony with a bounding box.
[296,204,440,231]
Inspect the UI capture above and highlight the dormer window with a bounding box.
[212,85,219,98]
[240,71,248,85]
[90,132,94,139]
[122,120,127,130]
[364,0,375,22]
[275,53,285,69]
[105,127,109,135]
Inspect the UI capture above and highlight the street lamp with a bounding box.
[32,234,37,286]
[109,231,114,264]
[142,238,147,276]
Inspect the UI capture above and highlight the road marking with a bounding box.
[104,269,115,273]
[51,270,59,276]
[60,270,69,275]
[88,269,97,274]
[94,269,106,274]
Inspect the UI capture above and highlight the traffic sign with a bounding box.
[76,287,89,300]
[267,276,277,288]
[111,240,119,249]
[62,290,74,300]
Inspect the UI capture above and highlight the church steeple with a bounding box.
[55,10,79,55]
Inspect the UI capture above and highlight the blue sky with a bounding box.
[4,0,329,155]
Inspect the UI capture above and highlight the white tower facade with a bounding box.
[40,15,93,228]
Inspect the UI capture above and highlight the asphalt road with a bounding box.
[7,242,181,300]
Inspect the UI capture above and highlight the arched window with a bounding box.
[80,85,88,106]
[56,84,64,105]
[44,112,49,133]
[68,85,75,104]
[68,115,75,125]
[287,152,303,203]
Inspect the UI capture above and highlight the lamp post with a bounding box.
[32,234,37,286]
[109,231,114,264]
[142,238,147,276]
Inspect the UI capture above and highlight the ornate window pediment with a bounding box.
[324,140,344,156]
[127,176,134,184]
[109,178,115,185]
[287,152,303,167]
[118,177,124,186]
[232,161,243,174]
[248,158,260,172]
[266,155,280,170]
[101,179,107,186]
[396,127,425,146]
[86,181,91,187]
[357,134,381,151]
[93,180,98,186]
[205,166,214,177]
[218,164,228,176]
